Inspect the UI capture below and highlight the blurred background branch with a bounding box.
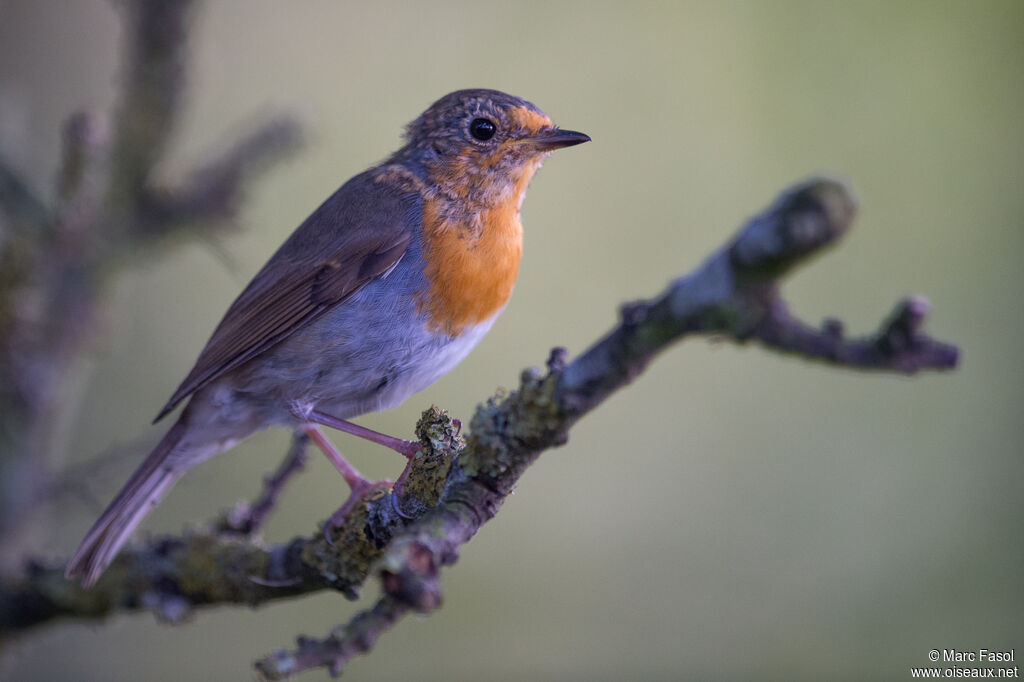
[0,0,301,565]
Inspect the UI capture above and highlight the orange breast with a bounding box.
[419,186,526,336]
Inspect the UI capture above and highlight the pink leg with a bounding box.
[306,409,420,458]
[302,424,391,527]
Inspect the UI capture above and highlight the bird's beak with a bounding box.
[519,127,591,152]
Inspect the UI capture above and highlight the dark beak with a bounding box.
[522,128,591,152]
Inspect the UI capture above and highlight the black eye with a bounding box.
[469,118,496,141]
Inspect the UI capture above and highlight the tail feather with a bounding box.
[65,418,189,586]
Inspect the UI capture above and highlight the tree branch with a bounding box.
[0,175,959,677]
[255,596,410,679]
[253,178,958,677]
[1,408,463,631]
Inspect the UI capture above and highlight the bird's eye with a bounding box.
[469,118,497,141]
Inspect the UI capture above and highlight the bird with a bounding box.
[65,88,590,586]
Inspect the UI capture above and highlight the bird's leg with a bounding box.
[301,424,391,529]
[306,409,421,458]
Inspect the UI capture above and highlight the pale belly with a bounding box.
[313,309,499,418]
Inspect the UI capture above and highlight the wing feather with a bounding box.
[154,172,418,422]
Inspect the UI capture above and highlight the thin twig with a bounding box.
[256,597,410,679]
[220,433,311,536]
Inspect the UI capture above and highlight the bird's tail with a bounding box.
[65,417,190,586]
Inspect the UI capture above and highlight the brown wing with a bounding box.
[154,171,418,422]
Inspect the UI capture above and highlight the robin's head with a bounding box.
[396,89,589,207]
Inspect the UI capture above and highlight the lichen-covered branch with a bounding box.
[0,176,957,676]
[0,0,301,561]
[554,180,958,419]
[252,178,958,678]
[0,408,462,631]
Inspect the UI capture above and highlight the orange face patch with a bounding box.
[509,107,553,136]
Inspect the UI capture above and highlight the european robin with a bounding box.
[66,89,589,586]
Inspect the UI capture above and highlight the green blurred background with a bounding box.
[2,1,1022,680]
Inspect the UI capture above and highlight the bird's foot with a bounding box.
[323,477,393,544]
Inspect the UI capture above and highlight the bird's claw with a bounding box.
[322,478,393,546]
